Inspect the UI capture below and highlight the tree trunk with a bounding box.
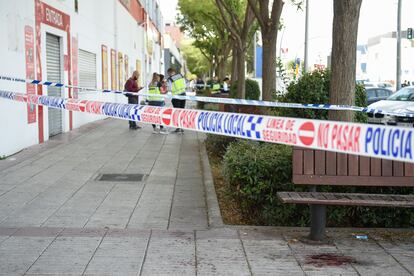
[261,31,278,101]
[236,47,246,99]
[328,0,362,122]
[217,58,227,80]
[231,45,238,83]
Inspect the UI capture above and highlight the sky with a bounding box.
[281,0,414,65]
[159,0,178,23]
[159,0,414,64]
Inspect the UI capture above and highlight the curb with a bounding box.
[198,133,224,228]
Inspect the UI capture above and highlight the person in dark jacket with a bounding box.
[124,71,142,129]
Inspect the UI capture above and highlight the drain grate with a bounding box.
[96,174,146,182]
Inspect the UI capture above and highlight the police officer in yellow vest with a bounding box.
[167,67,186,133]
[148,72,168,134]
[211,83,221,94]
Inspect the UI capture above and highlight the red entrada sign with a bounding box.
[38,2,68,31]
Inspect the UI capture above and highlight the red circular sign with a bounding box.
[162,108,173,126]
[298,121,315,146]
[79,100,88,112]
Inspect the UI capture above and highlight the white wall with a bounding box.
[367,38,414,83]
[164,34,181,64]
[0,0,162,156]
[0,0,38,156]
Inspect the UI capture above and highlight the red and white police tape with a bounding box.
[1,75,413,117]
[1,89,413,164]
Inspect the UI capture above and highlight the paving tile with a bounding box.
[238,228,304,274]
[341,249,412,275]
[85,183,145,228]
[196,229,251,276]
[26,236,102,275]
[141,230,196,275]
[84,235,150,275]
[127,184,174,229]
[0,236,56,275]
[169,207,208,230]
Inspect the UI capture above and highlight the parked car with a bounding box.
[363,81,395,91]
[365,87,393,105]
[367,86,414,127]
[377,82,394,90]
[363,82,377,88]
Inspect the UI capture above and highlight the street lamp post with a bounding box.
[304,0,309,73]
[396,0,402,90]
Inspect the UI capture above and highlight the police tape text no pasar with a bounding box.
[318,123,361,153]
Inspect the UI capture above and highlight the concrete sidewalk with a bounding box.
[0,119,210,230]
[0,119,413,275]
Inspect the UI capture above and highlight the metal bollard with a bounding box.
[309,204,326,241]
[308,185,326,241]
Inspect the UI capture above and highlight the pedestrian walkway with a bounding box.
[0,119,208,230]
[0,119,412,275]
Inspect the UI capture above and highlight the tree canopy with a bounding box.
[177,0,232,78]
[180,39,210,77]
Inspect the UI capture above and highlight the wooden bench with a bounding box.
[277,148,414,241]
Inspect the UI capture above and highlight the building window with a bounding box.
[78,49,97,88]
[74,0,78,13]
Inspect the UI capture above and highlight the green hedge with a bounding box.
[205,134,236,159]
[222,141,309,225]
[219,70,413,227]
[196,89,209,109]
[230,79,260,100]
[222,140,414,227]
[275,69,367,123]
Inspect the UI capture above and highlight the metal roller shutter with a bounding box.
[46,33,62,137]
[78,49,96,88]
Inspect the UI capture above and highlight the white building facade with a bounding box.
[0,0,165,156]
[367,32,414,84]
[163,33,183,75]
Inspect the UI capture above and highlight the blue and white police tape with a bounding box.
[0,75,145,96]
[137,92,414,118]
[1,74,414,118]
[1,89,414,164]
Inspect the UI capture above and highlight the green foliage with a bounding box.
[0,155,6,160]
[231,79,260,100]
[354,84,368,123]
[196,89,210,109]
[221,140,414,227]
[222,141,309,225]
[178,0,232,74]
[275,69,330,119]
[181,40,210,76]
[205,134,236,159]
[276,57,290,94]
[275,69,367,123]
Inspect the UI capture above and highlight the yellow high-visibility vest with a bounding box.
[212,84,221,91]
[148,85,163,101]
[171,74,186,95]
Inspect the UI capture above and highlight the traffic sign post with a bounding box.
[408,28,413,40]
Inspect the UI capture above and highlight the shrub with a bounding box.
[230,79,260,100]
[196,89,209,109]
[205,134,236,159]
[221,140,414,227]
[275,69,367,123]
[222,140,309,225]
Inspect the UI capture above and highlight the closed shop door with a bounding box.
[46,33,62,137]
[78,49,96,88]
